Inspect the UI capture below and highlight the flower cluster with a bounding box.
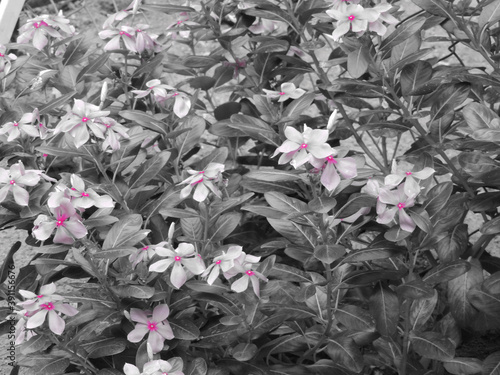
[124,358,184,375]
[273,124,357,191]
[16,283,78,338]
[326,2,398,41]
[0,161,42,206]
[0,111,40,142]
[203,246,268,297]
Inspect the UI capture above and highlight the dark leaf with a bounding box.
[369,284,399,337]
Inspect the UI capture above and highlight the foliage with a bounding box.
[1,0,500,374]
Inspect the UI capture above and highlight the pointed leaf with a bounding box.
[410,331,455,360]
[369,284,399,337]
[347,47,370,79]
[326,336,364,373]
[381,16,426,51]
[102,214,143,250]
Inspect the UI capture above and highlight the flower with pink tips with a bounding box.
[179,163,225,202]
[124,358,184,375]
[149,243,206,289]
[377,183,416,233]
[273,125,334,168]
[326,3,380,41]
[94,117,130,151]
[17,14,73,50]
[263,82,306,102]
[222,252,268,297]
[129,242,166,269]
[309,150,357,192]
[202,245,244,285]
[19,283,78,335]
[0,111,40,142]
[54,99,110,148]
[0,161,41,206]
[15,309,37,345]
[0,45,17,75]
[131,79,174,100]
[127,304,175,353]
[384,160,434,199]
[32,198,87,244]
[135,24,161,53]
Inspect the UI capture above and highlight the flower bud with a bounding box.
[327,109,338,133]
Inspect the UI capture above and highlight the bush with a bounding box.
[1,0,500,374]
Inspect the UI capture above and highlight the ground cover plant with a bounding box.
[1,0,500,374]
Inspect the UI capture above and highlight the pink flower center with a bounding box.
[142,246,149,251]
[279,92,285,95]
[43,154,48,157]
[56,215,68,227]
[56,220,64,226]
[136,29,141,32]
[13,122,18,127]
[71,187,77,190]
[37,295,43,298]
[348,15,355,21]
[173,92,179,96]
[215,260,222,264]
[81,192,89,197]
[174,256,181,261]
[9,180,15,185]
[119,31,125,35]
[41,302,54,310]
[82,117,89,122]
[39,123,44,127]
[147,321,158,331]
[177,20,182,25]
[33,22,40,28]
[397,202,405,210]
[406,171,412,175]
[105,123,112,128]
[246,270,254,276]
[0,53,4,57]
[191,178,203,186]
[326,155,337,164]
[199,171,205,174]
[300,143,308,149]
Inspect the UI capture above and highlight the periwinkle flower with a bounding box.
[377,183,416,233]
[384,160,434,199]
[0,45,17,75]
[326,3,380,41]
[179,163,224,202]
[309,150,357,192]
[32,198,87,244]
[131,79,174,100]
[127,305,175,354]
[99,25,138,52]
[273,125,334,168]
[367,3,399,36]
[124,358,184,375]
[135,24,161,53]
[149,243,206,289]
[0,112,39,141]
[94,117,130,151]
[202,246,243,285]
[17,14,73,50]
[263,82,306,102]
[0,161,41,206]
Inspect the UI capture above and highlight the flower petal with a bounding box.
[152,304,170,322]
[130,308,149,324]
[12,185,29,206]
[148,331,165,354]
[231,275,249,293]
[170,263,187,289]
[127,324,149,342]
[398,209,416,232]
[321,163,340,192]
[48,310,65,335]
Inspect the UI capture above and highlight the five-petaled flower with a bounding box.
[367,3,399,36]
[99,25,138,52]
[127,305,175,354]
[54,99,110,148]
[179,163,225,202]
[0,161,41,206]
[124,358,184,375]
[384,160,435,199]
[202,245,244,285]
[223,252,268,297]
[0,111,39,142]
[377,183,416,233]
[0,44,17,75]
[17,14,74,50]
[273,125,334,168]
[32,198,87,244]
[326,3,380,41]
[309,150,358,192]
[149,243,206,289]
[263,82,306,102]
[19,283,78,335]
[94,117,130,151]
[129,242,166,269]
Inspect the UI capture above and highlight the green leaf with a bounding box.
[268,263,311,283]
[469,192,500,212]
[119,110,168,136]
[132,53,165,78]
[463,102,498,131]
[335,305,375,331]
[421,181,453,218]
[344,269,406,286]
[410,331,455,360]
[347,47,370,79]
[335,194,376,218]
[38,358,70,375]
[423,259,471,285]
[19,335,52,355]
[253,39,290,54]
[232,343,258,361]
[102,214,143,250]
[180,215,204,241]
[397,279,435,300]
[39,91,78,115]
[141,4,196,12]
[447,259,483,327]
[265,191,309,215]
[189,76,217,90]
[314,244,345,264]
[174,116,206,157]
[400,61,433,97]
[0,241,20,284]
[281,93,316,120]
[411,0,451,17]
[86,338,127,358]
[369,284,399,337]
[93,247,137,259]
[483,351,500,375]
[209,212,241,242]
[480,216,500,235]
[436,223,468,262]
[389,34,421,66]
[267,218,316,248]
[308,196,337,213]
[381,16,427,52]
[228,114,280,146]
[245,169,303,182]
[76,53,109,82]
[170,319,200,340]
[326,336,364,373]
[467,285,500,316]
[128,150,171,192]
[186,358,208,375]
[410,290,438,329]
[111,285,155,299]
[342,243,402,263]
[261,334,307,356]
[431,83,471,119]
[244,7,295,30]
[479,0,500,29]
[443,358,483,375]
[62,33,91,66]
